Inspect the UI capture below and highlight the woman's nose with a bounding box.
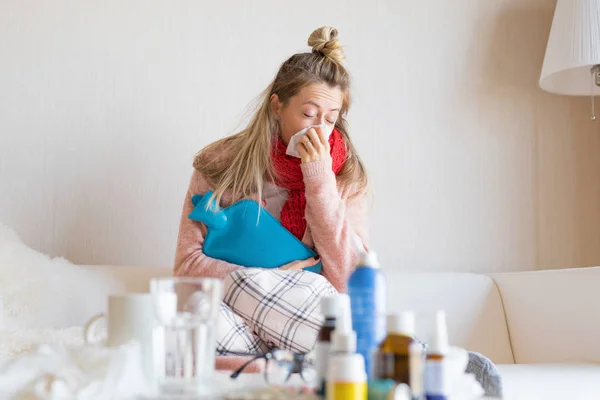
[316,116,326,125]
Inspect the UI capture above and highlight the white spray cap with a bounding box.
[320,295,342,318]
[387,311,415,336]
[429,310,449,355]
[388,384,412,400]
[331,293,357,353]
[352,233,380,268]
[358,250,380,268]
[327,352,367,383]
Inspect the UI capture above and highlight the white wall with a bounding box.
[1,0,599,273]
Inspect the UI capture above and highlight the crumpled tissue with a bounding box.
[440,346,485,400]
[0,341,151,400]
[447,373,486,400]
[285,124,333,158]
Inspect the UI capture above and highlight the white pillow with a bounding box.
[0,223,126,330]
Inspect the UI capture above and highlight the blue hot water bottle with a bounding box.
[187,191,322,273]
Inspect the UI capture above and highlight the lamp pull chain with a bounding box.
[592,68,596,121]
[592,65,600,121]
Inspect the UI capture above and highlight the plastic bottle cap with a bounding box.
[429,310,449,355]
[351,233,380,268]
[387,311,415,336]
[358,250,380,268]
[327,352,367,383]
[320,295,341,318]
[331,294,357,353]
[389,384,412,400]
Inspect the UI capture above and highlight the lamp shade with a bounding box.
[539,0,600,95]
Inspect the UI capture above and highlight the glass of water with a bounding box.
[150,277,223,397]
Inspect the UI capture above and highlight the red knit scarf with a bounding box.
[271,128,347,240]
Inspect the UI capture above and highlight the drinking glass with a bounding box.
[150,277,223,397]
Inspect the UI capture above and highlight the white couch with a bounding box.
[79,264,600,400]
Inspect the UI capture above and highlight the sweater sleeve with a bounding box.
[301,160,370,292]
[173,170,244,279]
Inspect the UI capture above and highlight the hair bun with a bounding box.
[308,26,345,64]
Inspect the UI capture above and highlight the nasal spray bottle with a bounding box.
[347,235,387,380]
[327,293,368,400]
[424,311,450,400]
[315,295,342,397]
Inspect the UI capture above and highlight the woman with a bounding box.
[174,27,502,397]
[174,26,367,292]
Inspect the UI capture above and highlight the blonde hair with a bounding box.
[194,26,368,206]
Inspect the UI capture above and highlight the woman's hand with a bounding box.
[296,126,331,164]
[279,256,321,271]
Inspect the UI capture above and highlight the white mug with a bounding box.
[84,294,156,382]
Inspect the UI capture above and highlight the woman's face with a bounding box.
[272,83,343,145]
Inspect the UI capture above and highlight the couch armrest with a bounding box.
[491,266,600,364]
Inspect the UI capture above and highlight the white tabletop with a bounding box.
[142,372,496,400]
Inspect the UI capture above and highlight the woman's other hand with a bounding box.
[279,256,321,271]
[297,126,331,164]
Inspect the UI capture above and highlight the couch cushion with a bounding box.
[491,267,600,364]
[84,266,515,364]
[497,364,600,400]
[384,271,514,364]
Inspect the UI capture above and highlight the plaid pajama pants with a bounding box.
[215,268,338,355]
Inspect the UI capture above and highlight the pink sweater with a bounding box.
[173,158,369,292]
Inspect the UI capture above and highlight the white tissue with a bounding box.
[444,347,485,400]
[0,342,151,399]
[449,373,486,400]
[285,124,333,158]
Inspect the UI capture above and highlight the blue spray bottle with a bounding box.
[347,238,387,380]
